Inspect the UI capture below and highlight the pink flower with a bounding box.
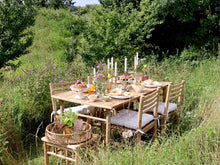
[104,67,107,70]
[4,67,8,70]
[59,80,63,83]
[59,68,61,70]
[12,70,14,72]
[65,69,67,71]
[102,64,104,66]
[28,60,30,62]
[50,64,52,66]
[55,78,58,81]
[96,66,99,69]
[58,75,62,78]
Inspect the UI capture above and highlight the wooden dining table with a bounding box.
[51,81,170,144]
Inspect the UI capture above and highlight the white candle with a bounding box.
[111,57,113,70]
[134,56,136,69]
[124,57,127,72]
[93,68,96,77]
[115,62,117,76]
[107,59,110,70]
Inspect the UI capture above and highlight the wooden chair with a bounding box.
[154,80,185,133]
[49,82,95,122]
[42,134,100,165]
[110,88,160,143]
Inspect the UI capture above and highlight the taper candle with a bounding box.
[125,57,127,72]
[115,62,117,76]
[93,68,96,77]
[107,59,110,70]
[111,57,113,70]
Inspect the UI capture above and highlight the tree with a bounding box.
[0,0,36,68]
[34,0,75,9]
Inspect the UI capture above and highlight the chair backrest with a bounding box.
[137,87,160,129]
[164,80,185,115]
[49,82,74,112]
[49,82,74,95]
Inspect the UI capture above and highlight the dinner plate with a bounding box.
[145,84,162,87]
[110,95,133,99]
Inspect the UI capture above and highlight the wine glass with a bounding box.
[135,72,142,83]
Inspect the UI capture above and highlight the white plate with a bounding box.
[110,95,133,99]
[145,84,162,87]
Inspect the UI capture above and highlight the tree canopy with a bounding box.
[0,0,36,68]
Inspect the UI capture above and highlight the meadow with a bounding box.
[0,3,219,165]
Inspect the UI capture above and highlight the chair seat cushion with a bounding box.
[111,109,154,130]
[149,102,177,115]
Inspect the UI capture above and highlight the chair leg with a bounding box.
[153,122,157,139]
[160,116,166,136]
[44,142,49,165]
[135,132,142,144]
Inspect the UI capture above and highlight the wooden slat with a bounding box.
[143,94,158,104]
[54,86,71,91]
[170,86,182,92]
[169,94,180,101]
[170,90,180,97]
[51,82,75,87]
[171,82,182,88]
[47,152,76,162]
[77,113,107,122]
[143,97,157,110]
[143,102,156,113]
[144,90,158,99]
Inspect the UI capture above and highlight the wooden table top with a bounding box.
[51,81,169,110]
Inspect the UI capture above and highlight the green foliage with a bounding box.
[100,0,142,10]
[0,0,36,68]
[149,0,220,56]
[34,0,75,9]
[73,1,162,66]
[60,111,78,127]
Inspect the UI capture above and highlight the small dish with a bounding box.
[87,95,98,102]
[102,95,110,102]
[132,85,144,93]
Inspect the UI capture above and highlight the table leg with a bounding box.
[106,110,111,144]
[60,100,65,113]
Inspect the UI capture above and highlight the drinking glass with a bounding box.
[135,72,143,83]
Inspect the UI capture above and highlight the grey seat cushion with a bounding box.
[149,102,177,115]
[111,109,154,130]
[51,105,94,122]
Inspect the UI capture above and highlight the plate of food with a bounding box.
[110,95,133,99]
[142,80,162,87]
[109,91,133,99]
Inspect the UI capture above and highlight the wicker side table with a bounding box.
[41,134,100,165]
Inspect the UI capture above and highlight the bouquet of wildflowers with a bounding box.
[95,62,112,94]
